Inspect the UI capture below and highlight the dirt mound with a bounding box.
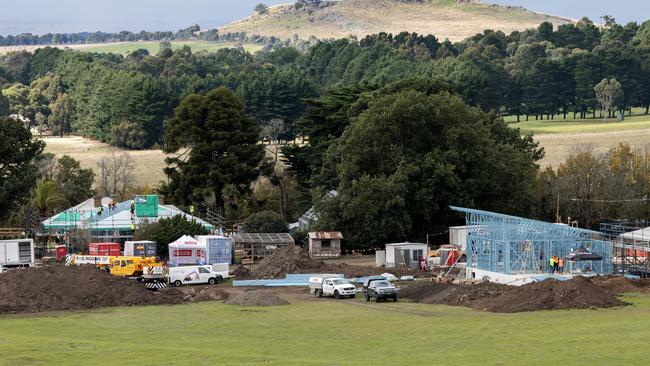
[251,246,339,278]
[250,246,427,279]
[224,290,289,307]
[401,276,627,313]
[0,265,182,314]
[177,286,231,302]
[590,275,650,294]
[231,265,252,278]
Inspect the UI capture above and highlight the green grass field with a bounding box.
[506,110,650,135]
[79,40,264,55]
[1,294,649,365]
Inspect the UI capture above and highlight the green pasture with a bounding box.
[80,41,263,55]
[507,111,650,135]
[1,293,649,365]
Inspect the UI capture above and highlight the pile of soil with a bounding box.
[249,246,425,279]
[0,265,182,314]
[177,286,231,302]
[251,246,338,278]
[231,265,252,278]
[401,276,628,313]
[224,290,289,307]
[590,275,650,294]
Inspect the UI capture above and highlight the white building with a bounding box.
[385,242,428,269]
[449,226,469,251]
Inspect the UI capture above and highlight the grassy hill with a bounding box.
[220,0,573,42]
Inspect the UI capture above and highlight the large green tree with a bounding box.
[0,117,45,219]
[53,155,95,205]
[162,87,266,211]
[49,93,72,137]
[315,89,543,248]
[135,215,209,259]
[0,93,9,116]
[242,210,288,233]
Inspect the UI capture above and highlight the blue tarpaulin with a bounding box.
[233,273,344,287]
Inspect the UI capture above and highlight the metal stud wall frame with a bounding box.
[451,206,613,275]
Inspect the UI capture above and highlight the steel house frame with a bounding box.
[451,206,613,275]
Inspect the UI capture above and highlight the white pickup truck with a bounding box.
[309,276,357,299]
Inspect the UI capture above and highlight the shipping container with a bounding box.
[168,243,206,266]
[0,239,35,268]
[124,240,157,257]
[195,235,232,265]
[88,242,121,256]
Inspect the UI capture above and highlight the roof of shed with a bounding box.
[308,231,343,239]
[231,233,295,244]
[385,242,428,247]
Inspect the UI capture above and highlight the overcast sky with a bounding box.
[490,0,649,24]
[0,0,647,36]
[0,0,288,35]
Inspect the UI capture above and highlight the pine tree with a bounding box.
[162,87,265,212]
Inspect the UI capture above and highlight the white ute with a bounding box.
[168,265,230,287]
[309,276,357,299]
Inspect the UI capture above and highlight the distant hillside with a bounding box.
[220,0,573,42]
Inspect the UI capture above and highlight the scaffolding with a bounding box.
[41,197,214,251]
[600,221,650,277]
[451,206,613,275]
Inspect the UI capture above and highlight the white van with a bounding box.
[168,265,228,287]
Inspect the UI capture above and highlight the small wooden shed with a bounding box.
[308,231,343,257]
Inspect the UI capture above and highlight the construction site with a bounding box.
[2,203,650,364]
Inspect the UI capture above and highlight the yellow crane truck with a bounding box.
[67,255,167,290]
[108,256,168,290]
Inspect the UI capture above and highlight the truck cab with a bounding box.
[109,256,163,277]
[363,277,399,302]
[309,276,356,299]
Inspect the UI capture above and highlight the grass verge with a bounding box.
[0,293,648,365]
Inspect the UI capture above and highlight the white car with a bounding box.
[309,276,357,299]
[168,265,226,286]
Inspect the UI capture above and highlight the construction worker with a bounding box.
[189,205,195,215]
[97,206,103,216]
[558,257,564,274]
[130,222,135,232]
[549,256,555,274]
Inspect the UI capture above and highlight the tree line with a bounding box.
[4,17,650,149]
[0,25,317,52]
[2,17,650,247]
